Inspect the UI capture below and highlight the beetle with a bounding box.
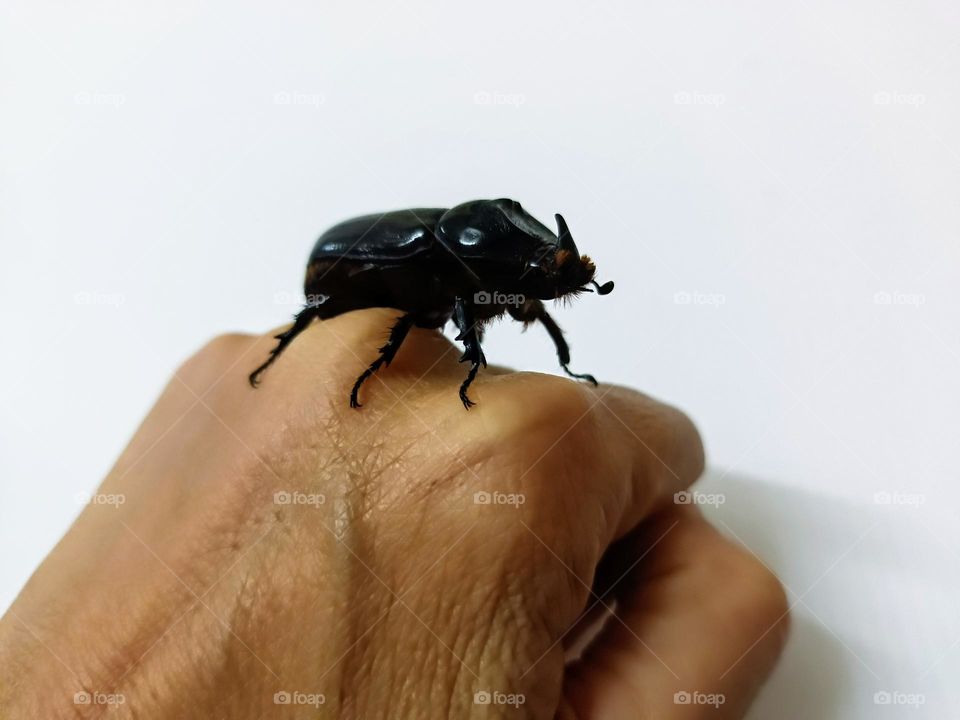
[249,198,614,409]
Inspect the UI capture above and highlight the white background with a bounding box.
[2,1,958,717]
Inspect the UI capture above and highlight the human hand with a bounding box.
[0,308,788,718]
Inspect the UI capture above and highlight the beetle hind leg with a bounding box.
[350,313,415,409]
[508,300,599,387]
[249,306,319,387]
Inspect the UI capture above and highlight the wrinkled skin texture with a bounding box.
[0,309,789,719]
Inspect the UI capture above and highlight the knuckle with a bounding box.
[712,541,791,647]
[175,333,252,385]
[602,389,706,488]
[738,554,789,617]
[197,332,253,359]
[496,373,598,429]
[662,405,706,485]
[482,374,603,482]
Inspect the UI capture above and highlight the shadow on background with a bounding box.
[695,468,955,719]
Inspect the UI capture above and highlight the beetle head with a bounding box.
[549,214,615,299]
[436,199,613,300]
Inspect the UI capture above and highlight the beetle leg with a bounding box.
[453,297,485,409]
[248,306,319,387]
[350,313,415,409]
[508,300,599,386]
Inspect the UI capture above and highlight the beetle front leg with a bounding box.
[508,300,598,386]
[453,297,487,409]
[350,313,415,409]
[249,306,319,387]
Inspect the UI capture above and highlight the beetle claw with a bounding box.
[562,364,598,386]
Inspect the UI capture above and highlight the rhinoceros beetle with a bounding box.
[249,198,614,409]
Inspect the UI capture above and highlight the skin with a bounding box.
[0,308,789,719]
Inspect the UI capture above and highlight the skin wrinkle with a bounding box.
[84,551,218,705]
[294,403,384,717]
[421,582,459,718]
[344,456,488,716]
[124,605,217,717]
[331,429,405,713]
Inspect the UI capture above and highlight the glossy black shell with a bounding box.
[301,198,589,325]
[309,208,446,263]
[309,199,560,269]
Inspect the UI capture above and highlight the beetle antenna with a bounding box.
[591,279,615,295]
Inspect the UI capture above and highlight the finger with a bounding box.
[258,308,509,393]
[589,385,706,542]
[561,506,790,719]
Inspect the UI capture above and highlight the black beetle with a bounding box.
[249,198,614,409]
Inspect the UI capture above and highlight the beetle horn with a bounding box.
[555,213,579,259]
